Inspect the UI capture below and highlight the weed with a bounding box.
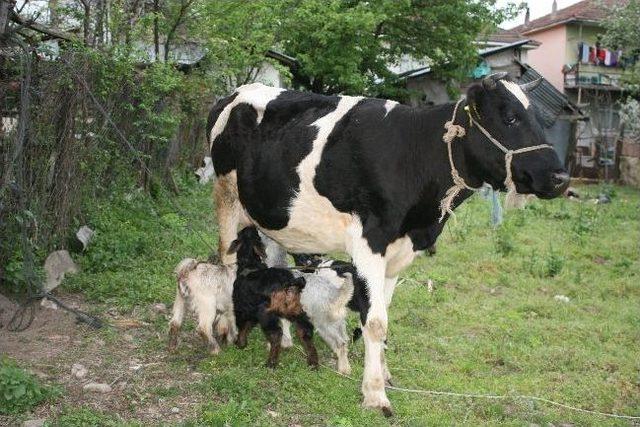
[543,248,565,277]
[48,407,130,427]
[494,222,515,256]
[0,357,59,415]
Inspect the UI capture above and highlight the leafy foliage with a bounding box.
[602,0,640,94]
[0,357,58,415]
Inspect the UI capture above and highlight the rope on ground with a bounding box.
[292,346,640,421]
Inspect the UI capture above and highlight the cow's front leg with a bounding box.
[349,225,392,416]
[381,275,397,386]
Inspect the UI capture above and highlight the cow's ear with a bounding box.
[227,239,241,255]
[466,85,484,120]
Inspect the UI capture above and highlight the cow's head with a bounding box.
[464,73,570,199]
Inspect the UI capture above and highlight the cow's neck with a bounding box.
[397,102,483,248]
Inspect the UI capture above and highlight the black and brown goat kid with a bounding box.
[229,227,319,369]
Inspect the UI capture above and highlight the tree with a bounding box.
[277,0,517,95]
[602,0,640,94]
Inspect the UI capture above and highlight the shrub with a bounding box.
[0,357,58,415]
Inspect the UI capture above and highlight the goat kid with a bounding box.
[168,258,237,354]
[230,227,354,373]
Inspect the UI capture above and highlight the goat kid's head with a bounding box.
[464,73,570,199]
[227,226,268,265]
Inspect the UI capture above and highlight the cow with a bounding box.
[207,73,570,416]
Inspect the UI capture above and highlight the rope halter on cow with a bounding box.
[439,97,554,222]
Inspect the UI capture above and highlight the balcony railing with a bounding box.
[564,63,627,90]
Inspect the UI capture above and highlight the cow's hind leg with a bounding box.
[215,171,244,264]
[348,221,392,416]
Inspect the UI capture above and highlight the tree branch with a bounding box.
[9,11,80,42]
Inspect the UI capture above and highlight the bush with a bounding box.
[0,357,58,415]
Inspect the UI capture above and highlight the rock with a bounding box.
[151,303,167,314]
[195,156,215,184]
[71,363,88,379]
[83,382,112,393]
[171,407,180,414]
[43,250,79,292]
[426,279,434,293]
[564,187,580,198]
[266,409,279,418]
[76,226,95,250]
[596,193,611,204]
[23,419,46,427]
[40,298,58,310]
[554,295,570,303]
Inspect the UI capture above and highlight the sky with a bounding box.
[498,0,583,29]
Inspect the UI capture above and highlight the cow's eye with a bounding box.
[505,115,518,125]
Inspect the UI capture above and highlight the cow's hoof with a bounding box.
[363,393,392,417]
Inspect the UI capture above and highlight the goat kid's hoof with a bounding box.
[265,360,278,369]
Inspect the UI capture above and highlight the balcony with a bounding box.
[564,63,627,91]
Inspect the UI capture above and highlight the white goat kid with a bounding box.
[296,269,354,375]
[168,258,237,354]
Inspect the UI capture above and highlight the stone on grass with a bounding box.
[40,298,58,310]
[151,303,167,314]
[71,363,88,379]
[76,225,95,250]
[43,250,78,292]
[554,295,570,303]
[83,382,112,393]
[23,419,46,427]
[171,407,180,414]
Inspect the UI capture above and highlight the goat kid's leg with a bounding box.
[260,316,283,368]
[349,222,392,416]
[280,319,293,348]
[168,287,185,352]
[236,320,255,349]
[336,321,352,375]
[295,320,319,369]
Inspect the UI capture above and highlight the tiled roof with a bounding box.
[507,0,627,35]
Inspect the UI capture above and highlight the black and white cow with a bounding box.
[207,73,569,415]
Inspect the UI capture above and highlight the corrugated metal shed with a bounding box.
[516,60,584,128]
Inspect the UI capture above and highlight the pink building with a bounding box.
[500,0,631,179]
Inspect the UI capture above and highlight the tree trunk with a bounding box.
[153,0,160,61]
[0,0,14,35]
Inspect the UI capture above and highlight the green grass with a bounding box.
[0,357,60,415]
[60,180,640,425]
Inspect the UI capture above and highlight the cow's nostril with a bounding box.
[551,172,570,188]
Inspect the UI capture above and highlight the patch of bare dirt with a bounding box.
[0,292,213,426]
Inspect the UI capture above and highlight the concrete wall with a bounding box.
[525,25,567,91]
[255,62,288,88]
[406,78,450,107]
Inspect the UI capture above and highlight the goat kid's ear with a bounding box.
[227,239,241,255]
[253,244,267,260]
